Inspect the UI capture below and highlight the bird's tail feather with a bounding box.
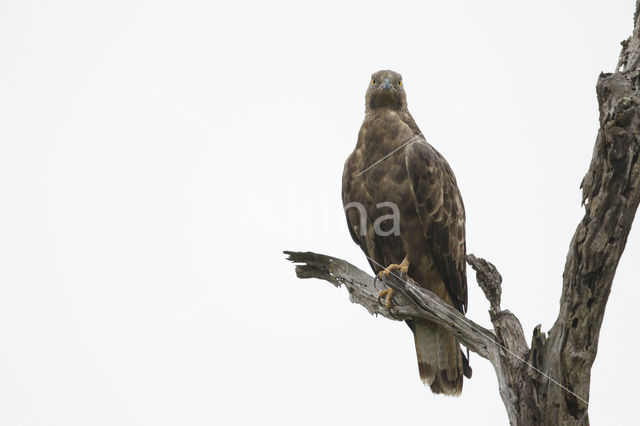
[413,318,463,396]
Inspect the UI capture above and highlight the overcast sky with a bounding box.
[1,0,638,425]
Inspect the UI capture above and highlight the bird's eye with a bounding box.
[398,80,402,86]
[371,79,376,85]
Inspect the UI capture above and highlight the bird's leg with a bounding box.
[377,287,402,320]
[378,288,396,309]
[376,257,410,311]
[377,256,410,279]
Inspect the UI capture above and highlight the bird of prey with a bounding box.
[342,70,471,395]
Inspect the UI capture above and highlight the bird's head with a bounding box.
[365,70,406,111]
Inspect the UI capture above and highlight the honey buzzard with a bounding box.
[342,70,471,395]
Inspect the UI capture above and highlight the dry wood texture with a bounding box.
[285,3,640,424]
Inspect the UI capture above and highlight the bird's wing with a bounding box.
[341,156,387,274]
[405,140,468,313]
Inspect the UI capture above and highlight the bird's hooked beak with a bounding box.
[381,78,391,90]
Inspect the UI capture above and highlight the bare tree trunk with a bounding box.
[285,2,640,424]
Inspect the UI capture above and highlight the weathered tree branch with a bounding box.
[284,251,498,358]
[532,4,640,422]
[285,250,530,424]
[285,2,640,424]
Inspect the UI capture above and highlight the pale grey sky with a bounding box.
[0,1,638,425]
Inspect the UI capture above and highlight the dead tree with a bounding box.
[285,3,640,425]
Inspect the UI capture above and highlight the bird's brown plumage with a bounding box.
[342,70,470,395]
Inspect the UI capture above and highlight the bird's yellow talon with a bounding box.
[377,257,410,280]
[379,288,395,309]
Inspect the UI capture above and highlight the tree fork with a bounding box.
[285,2,640,424]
